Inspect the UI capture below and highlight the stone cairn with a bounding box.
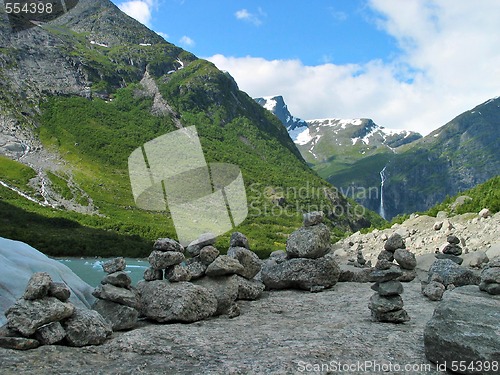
[92,257,139,331]
[137,232,265,323]
[479,257,500,295]
[368,233,415,323]
[422,235,466,301]
[261,211,341,292]
[1,272,111,350]
[347,245,371,268]
[435,235,464,265]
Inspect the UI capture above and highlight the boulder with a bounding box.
[377,250,394,262]
[92,299,138,331]
[199,246,220,266]
[478,208,491,218]
[92,284,138,308]
[137,281,217,323]
[435,253,463,264]
[48,282,71,302]
[35,321,66,345]
[229,232,250,249]
[23,272,52,300]
[424,286,500,374]
[186,233,216,256]
[428,259,481,287]
[261,256,340,291]
[0,237,95,326]
[481,267,500,284]
[153,238,184,253]
[143,267,163,281]
[0,336,40,350]
[371,280,403,296]
[384,233,405,252]
[393,249,416,270]
[227,246,262,279]
[479,282,500,295]
[235,275,265,300]
[303,211,324,227]
[192,275,239,315]
[63,308,112,347]
[6,297,74,336]
[205,255,244,276]
[285,223,330,259]
[148,250,185,270]
[185,258,207,280]
[462,251,489,268]
[369,266,403,283]
[101,271,132,288]
[165,264,191,282]
[395,269,417,282]
[102,257,126,274]
[422,281,445,301]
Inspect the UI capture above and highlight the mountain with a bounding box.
[255,96,422,218]
[258,95,499,220]
[0,0,382,257]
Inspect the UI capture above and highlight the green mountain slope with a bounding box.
[0,1,382,257]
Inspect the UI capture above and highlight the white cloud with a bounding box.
[235,8,265,26]
[156,31,169,40]
[210,1,500,135]
[179,35,195,47]
[118,0,156,26]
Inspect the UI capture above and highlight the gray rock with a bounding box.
[137,281,217,323]
[153,238,184,253]
[186,233,216,256]
[6,297,74,336]
[447,235,460,245]
[303,211,324,227]
[442,244,462,256]
[35,321,66,345]
[63,308,112,347]
[479,282,500,295]
[227,246,262,279]
[192,275,239,315]
[481,267,500,284]
[185,258,207,280]
[0,337,40,350]
[393,249,416,270]
[338,264,373,283]
[396,269,417,282]
[102,257,126,274]
[92,299,138,331]
[424,285,500,374]
[377,250,394,262]
[165,264,191,282]
[428,259,481,287]
[148,250,185,270]
[463,251,489,268]
[199,246,220,266]
[229,232,250,249]
[422,281,445,301]
[143,267,163,281]
[384,233,405,252]
[23,272,52,300]
[371,280,403,296]
[92,284,138,308]
[375,259,393,270]
[286,223,330,259]
[478,208,491,218]
[368,293,404,313]
[369,266,403,282]
[101,271,132,288]
[227,302,240,318]
[435,253,463,264]
[205,255,244,276]
[235,275,265,300]
[371,308,410,323]
[48,282,71,302]
[261,256,340,291]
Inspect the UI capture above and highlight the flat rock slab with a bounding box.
[0,282,446,374]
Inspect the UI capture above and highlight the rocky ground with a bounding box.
[334,211,500,265]
[0,280,450,375]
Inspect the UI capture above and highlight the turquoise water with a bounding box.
[53,257,148,288]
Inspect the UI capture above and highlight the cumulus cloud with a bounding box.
[210,1,500,135]
[179,35,195,47]
[235,8,265,26]
[118,0,156,26]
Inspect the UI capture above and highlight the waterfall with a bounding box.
[379,166,387,219]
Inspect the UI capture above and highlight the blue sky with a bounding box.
[111,0,500,135]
